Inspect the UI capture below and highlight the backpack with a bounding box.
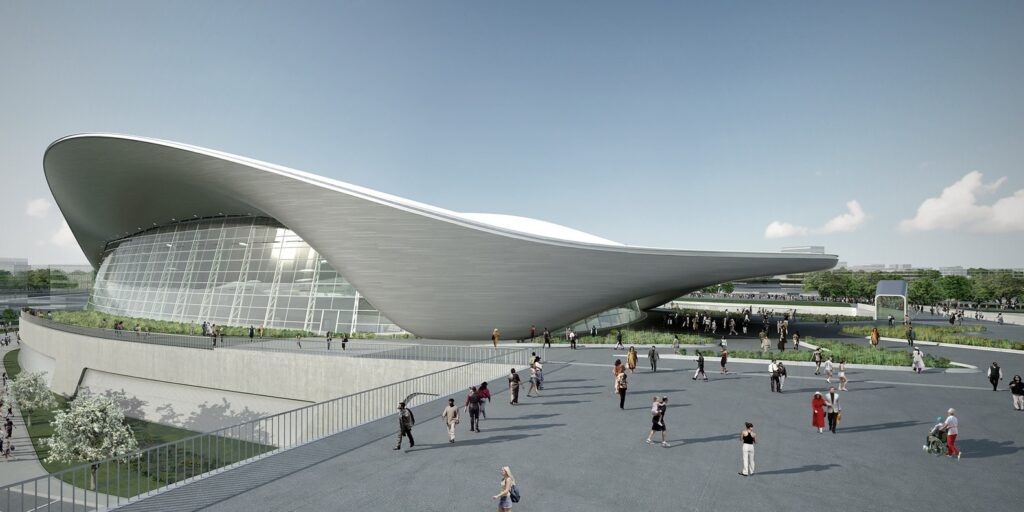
[509,483,521,503]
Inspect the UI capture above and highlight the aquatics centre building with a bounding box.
[44,134,838,340]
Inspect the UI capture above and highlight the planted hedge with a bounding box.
[841,325,1023,351]
[703,338,953,368]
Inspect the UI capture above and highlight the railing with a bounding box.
[20,314,532,363]
[0,344,530,511]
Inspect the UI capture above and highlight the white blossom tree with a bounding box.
[45,394,139,490]
[8,371,57,427]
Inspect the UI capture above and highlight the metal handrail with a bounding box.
[0,334,532,511]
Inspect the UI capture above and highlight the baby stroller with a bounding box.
[924,422,946,455]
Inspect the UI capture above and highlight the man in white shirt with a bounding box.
[441,399,459,443]
[768,359,780,393]
[825,387,841,434]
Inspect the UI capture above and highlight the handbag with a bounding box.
[509,483,521,503]
[837,411,843,423]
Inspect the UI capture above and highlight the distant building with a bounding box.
[939,266,967,276]
[781,246,826,254]
[0,258,30,274]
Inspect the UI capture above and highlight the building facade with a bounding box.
[45,134,838,339]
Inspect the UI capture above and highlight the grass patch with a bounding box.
[4,349,274,496]
[677,297,853,307]
[707,338,953,368]
[840,325,1024,351]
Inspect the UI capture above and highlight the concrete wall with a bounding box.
[18,319,465,434]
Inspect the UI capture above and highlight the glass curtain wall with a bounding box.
[89,217,401,334]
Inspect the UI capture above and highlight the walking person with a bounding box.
[492,328,501,348]
[777,362,787,391]
[988,362,1003,391]
[465,387,482,432]
[838,360,848,391]
[543,327,551,348]
[442,399,460,443]
[792,330,800,350]
[326,331,332,350]
[393,401,415,450]
[811,392,827,433]
[912,348,925,374]
[720,348,729,374]
[870,327,880,347]
[341,333,348,350]
[508,369,520,405]
[1008,375,1023,411]
[825,387,841,434]
[941,408,961,459]
[478,381,492,418]
[613,359,624,392]
[824,356,834,384]
[626,346,638,374]
[738,422,756,476]
[614,331,624,349]
[645,397,670,447]
[526,366,541,397]
[769,359,780,393]
[648,345,660,372]
[906,325,915,347]
[492,466,516,511]
[249,325,255,341]
[692,350,708,381]
[615,371,629,409]
[812,348,823,375]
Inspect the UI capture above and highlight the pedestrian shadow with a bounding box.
[410,433,541,451]
[755,463,840,475]
[552,378,593,383]
[839,420,926,433]
[957,439,1022,458]
[672,433,735,445]
[481,423,566,433]
[845,386,895,392]
[634,389,685,394]
[525,400,585,406]
[545,385,602,391]
[489,413,560,421]
[538,392,601,398]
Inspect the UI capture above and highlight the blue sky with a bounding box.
[2,1,1022,267]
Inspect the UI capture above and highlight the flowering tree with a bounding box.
[8,371,56,427]
[45,394,139,490]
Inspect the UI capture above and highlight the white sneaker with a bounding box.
[922,445,928,451]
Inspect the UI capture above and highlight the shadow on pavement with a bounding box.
[755,463,841,475]
[957,439,1022,458]
[410,433,542,451]
[838,420,927,433]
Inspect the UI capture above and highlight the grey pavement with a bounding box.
[114,316,1024,512]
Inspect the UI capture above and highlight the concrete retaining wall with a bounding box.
[17,319,465,433]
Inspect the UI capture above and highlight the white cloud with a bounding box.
[25,198,52,218]
[898,171,1024,233]
[764,200,867,239]
[49,220,78,248]
[764,221,809,239]
[821,200,866,233]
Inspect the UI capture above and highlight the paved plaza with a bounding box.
[113,315,1023,512]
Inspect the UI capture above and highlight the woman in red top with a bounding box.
[477,381,492,419]
[811,392,827,433]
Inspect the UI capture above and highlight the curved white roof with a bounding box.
[44,133,838,339]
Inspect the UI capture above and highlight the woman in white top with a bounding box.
[941,408,961,459]
[911,349,925,374]
[838,360,848,391]
[824,357,834,384]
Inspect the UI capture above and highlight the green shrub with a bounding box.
[724,338,953,368]
[840,325,1023,351]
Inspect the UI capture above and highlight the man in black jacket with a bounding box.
[394,402,415,450]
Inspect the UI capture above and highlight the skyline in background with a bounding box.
[2,1,1022,268]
